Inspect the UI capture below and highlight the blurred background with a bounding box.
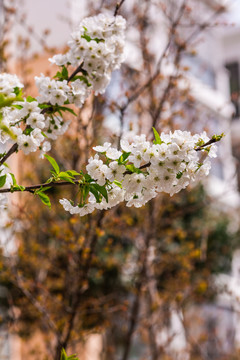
[1,0,240,359]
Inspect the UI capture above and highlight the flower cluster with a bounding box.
[49,13,126,95]
[0,73,23,98]
[0,97,52,155]
[60,130,217,216]
[0,13,126,159]
[0,165,13,209]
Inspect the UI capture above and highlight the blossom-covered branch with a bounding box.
[0,11,223,215]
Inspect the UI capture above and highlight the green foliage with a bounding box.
[60,348,79,360]
[125,164,142,174]
[0,89,23,108]
[0,174,6,187]
[81,26,105,44]
[34,187,52,209]
[54,66,69,81]
[45,154,60,176]
[152,127,163,145]
[26,95,37,102]
[212,133,225,142]
[118,152,131,165]
[9,173,25,192]
[71,75,91,87]
[91,183,108,202]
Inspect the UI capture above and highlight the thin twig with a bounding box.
[67,62,84,83]
[195,138,219,151]
[114,0,126,17]
[0,143,18,166]
[0,180,80,194]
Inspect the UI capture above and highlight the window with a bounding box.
[225,62,240,119]
[0,330,10,360]
[181,54,216,88]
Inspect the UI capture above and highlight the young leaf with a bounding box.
[152,127,163,145]
[12,185,25,192]
[57,106,77,116]
[83,173,94,183]
[60,348,79,360]
[82,184,90,202]
[36,186,52,193]
[0,174,6,188]
[113,180,122,188]
[118,152,131,164]
[81,32,92,42]
[26,96,37,102]
[36,191,51,209]
[10,173,17,186]
[45,154,60,175]
[125,164,142,174]
[58,172,75,183]
[66,170,81,176]
[58,171,74,178]
[92,183,108,203]
[176,171,183,179]
[62,66,69,80]
[89,184,101,203]
[72,75,91,87]
[60,349,67,360]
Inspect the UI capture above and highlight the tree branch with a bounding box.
[114,0,126,17]
[0,143,18,166]
[0,136,219,194]
[67,62,84,83]
[195,137,220,151]
[0,180,80,194]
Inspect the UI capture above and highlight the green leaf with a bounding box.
[38,103,51,109]
[176,171,183,179]
[93,37,105,44]
[89,184,101,203]
[81,26,104,45]
[26,96,37,102]
[152,127,163,145]
[60,349,67,360]
[10,173,17,186]
[60,348,79,360]
[125,164,142,174]
[0,175,6,188]
[13,87,21,96]
[58,106,77,116]
[58,172,75,183]
[81,33,92,42]
[83,173,94,183]
[118,152,131,164]
[58,171,74,178]
[82,184,90,203]
[71,75,91,87]
[36,191,51,209]
[211,133,225,142]
[36,186,52,193]
[62,66,69,80]
[92,183,108,202]
[44,154,60,175]
[66,170,81,176]
[12,185,25,192]
[24,127,33,136]
[12,104,23,110]
[113,180,122,188]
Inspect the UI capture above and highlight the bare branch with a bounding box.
[114,0,126,17]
